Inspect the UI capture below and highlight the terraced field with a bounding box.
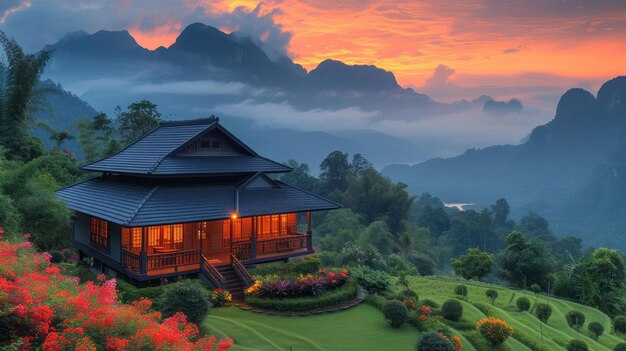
[202,276,626,350]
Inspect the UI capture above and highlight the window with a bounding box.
[90,217,109,250]
[131,228,142,250]
[162,225,171,245]
[257,214,289,238]
[198,222,207,240]
[148,226,160,247]
[173,224,183,244]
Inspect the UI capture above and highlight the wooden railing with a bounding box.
[231,254,254,287]
[232,240,252,260]
[256,233,310,255]
[122,249,141,273]
[146,249,201,271]
[201,255,225,288]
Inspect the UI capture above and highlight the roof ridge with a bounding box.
[275,180,343,208]
[125,185,160,226]
[159,116,219,127]
[147,123,217,174]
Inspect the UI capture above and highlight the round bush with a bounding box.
[485,289,498,304]
[421,299,440,309]
[516,297,531,311]
[441,299,463,321]
[588,321,604,340]
[416,332,454,351]
[454,285,468,297]
[614,316,626,334]
[383,299,408,327]
[158,280,211,325]
[530,283,541,295]
[565,310,586,331]
[614,343,626,351]
[535,303,552,323]
[49,250,64,263]
[567,339,588,351]
[397,288,419,301]
[476,317,514,345]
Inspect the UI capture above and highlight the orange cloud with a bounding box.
[0,1,31,24]
[129,22,182,50]
[129,0,626,87]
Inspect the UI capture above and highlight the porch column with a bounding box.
[306,211,313,251]
[250,217,257,260]
[140,227,147,275]
[229,216,234,263]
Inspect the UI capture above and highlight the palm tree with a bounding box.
[0,30,50,161]
[36,121,75,150]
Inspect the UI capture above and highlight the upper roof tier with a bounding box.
[82,117,292,175]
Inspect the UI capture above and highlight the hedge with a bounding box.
[251,255,321,277]
[245,280,358,311]
[116,279,164,304]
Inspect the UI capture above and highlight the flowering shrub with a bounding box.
[403,299,417,311]
[210,288,232,307]
[0,228,233,350]
[416,332,462,351]
[476,317,514,345]
[247,269,349,299]
[418,305,433,321]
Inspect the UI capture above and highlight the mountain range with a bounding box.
[383,76,626,249]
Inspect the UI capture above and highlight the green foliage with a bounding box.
[116,279,164,304]
[407,252,435,276]
[614,343,626,351]
[535,303,552,323]
[416,332,454,351]
[0,30,49,161]
[614,316,626,334]
[319,151,352,194]
[116,100,161,144]
[337,243,387,270]
[451,247,493,280]
[359,221,394,255]
[383,299,408,327]
[420,299,440,309]
[566,339,588,351]
[587,321,604,340]
[441,299,463,321]
[158,280,211,325]
[499,231,554,289]
[565,310,586,331]
[0,191,20,234]
[279,159,320,193]
[516,297,531,311]
[343,167,415,234]
[76,113,116,163]
[530,283,541,295]
[454,285,468,297]
[48,249,63,263]
[252,255,321,277]
[485,289,498,304]
[350,266,391,294]
[245,280,358,312]
[492,198,510,226]
[364,293,387,310]
[385,254,418,275]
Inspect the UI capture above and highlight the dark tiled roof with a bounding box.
[81,119,291,175]
[56,177,340,226]
[152,156,290,175]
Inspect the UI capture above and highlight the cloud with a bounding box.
[0,0,30,24]
[424,64,456,89]
[212,99,378,131]
[501,45,526,54]
[130,80,257,96]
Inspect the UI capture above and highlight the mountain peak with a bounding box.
[554,88,600,123]
[306,59,401,92]
[597,76,626,117]
[44,29,142,52]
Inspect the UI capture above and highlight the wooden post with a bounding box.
[229,218,234,263]
[306,211,313,251]
[140,227,147,274]
[250,217,257,260]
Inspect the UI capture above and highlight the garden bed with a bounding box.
[245,280,359,312]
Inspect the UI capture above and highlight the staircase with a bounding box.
[216,265,246,300]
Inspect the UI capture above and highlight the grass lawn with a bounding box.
[408,276,626,351]
[204,304,418,351]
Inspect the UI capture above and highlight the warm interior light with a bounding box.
[231,213,238,220]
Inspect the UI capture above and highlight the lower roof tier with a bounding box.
[55,177,340,227]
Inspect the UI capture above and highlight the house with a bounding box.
[56,116,340,294]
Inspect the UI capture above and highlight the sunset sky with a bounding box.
[1,0,625,95]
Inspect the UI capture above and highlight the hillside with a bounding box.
[204,276,625,351]
[383,76,626,248]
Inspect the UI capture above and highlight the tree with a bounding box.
[342,168,415,234]
[77,113,115,163]
[499,231,554,289]
[485,289,498,304]
[581,248,625,316]
[116,100,161,144]
[566,310,586,331]
[350,153,372,176]
[359,221,393,254]
[36,121,74,150]
[588,321,604,340]
[492,198,510,227]
[0,31,49,161]
[451,248,493,281]
[319,151,352,194]
[416,205,450,238]
[279,159,320,192]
